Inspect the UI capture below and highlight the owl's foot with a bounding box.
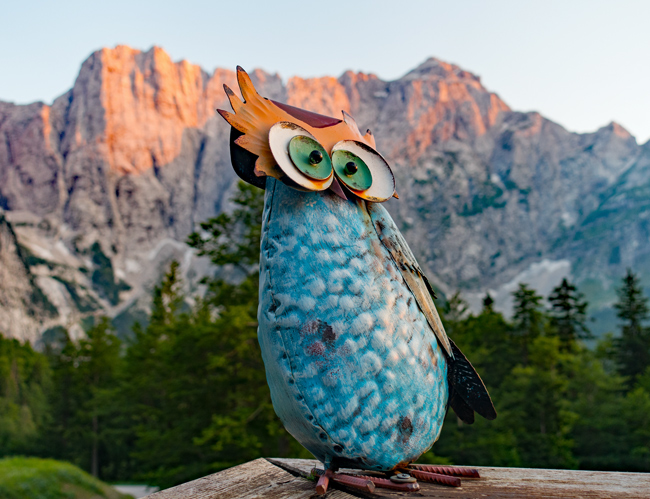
[312,468,420,495]
[405,463,480,487]
[313,469,375,495]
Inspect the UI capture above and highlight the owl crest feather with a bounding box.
[217,66,371,180]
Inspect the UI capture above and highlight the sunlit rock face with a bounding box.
[0,46,646,340]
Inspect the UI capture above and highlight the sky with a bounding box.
[2,0,649,143]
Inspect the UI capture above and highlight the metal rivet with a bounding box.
[391,473,417,483]
[344,161,358,176]
[308,150,323,165]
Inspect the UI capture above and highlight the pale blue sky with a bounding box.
[2,0,649,142]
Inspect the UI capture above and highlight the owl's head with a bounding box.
[217,67,396,203]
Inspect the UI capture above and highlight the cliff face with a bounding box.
[0,214,56,342]
[0,46,646,341]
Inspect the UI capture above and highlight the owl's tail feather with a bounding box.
[446,339,497,423]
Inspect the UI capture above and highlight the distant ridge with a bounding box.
[0,45,646,341]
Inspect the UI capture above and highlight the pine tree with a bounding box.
[548,278,591,350]
[614,269,650,384]
[81,319,122,477]
[512,283,544,365]
[44,320,122,478]
[150,260,183,325]
[187,181,264,273]
[0,336,51,456]
[482,292,495,313]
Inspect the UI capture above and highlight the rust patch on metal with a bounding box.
[306,341,326,357]
[301,320,336,345]
[300,320,320,337]
[426,343,437,367]
[321,323,336,349]
[397,416,413,444]
[391,458,414,472]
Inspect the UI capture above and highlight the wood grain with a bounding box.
[144,457,355,499]
[272,458,650,499]
[144,457,650,499]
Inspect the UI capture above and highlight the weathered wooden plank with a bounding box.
[272,458,650,499]
[143,458,355,499]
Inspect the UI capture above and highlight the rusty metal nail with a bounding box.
[409,469,461,487]
[316,469,333,495]
[411,464,480,478]
[349,473,420,492]
[331,474,375,493]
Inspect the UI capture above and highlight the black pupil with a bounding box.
[344,161,358,175]
[308,150,323,165]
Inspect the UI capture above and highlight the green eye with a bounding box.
[332,150,372,191]
[288,136,332,180]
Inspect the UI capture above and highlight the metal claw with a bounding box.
[408,468,461,487]
[411,463,480,478]
[315,469,332,495]
[312,468,375,494]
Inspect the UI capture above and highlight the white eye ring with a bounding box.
[331,140,395,202]
[268,122,334,191]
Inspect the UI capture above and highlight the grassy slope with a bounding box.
[0,457,133,499]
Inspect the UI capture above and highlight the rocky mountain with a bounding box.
[0,45,647,342]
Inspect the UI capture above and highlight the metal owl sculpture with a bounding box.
[218,67,496,494]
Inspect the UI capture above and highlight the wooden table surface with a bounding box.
[145,457,650,499]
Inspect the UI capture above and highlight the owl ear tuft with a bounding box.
[223,84,243,113]
[342,110,361,136]
[236,66,259,102]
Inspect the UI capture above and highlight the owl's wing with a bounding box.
[366,202,452,357]
[366,202,497,423]
[447,338,497,422]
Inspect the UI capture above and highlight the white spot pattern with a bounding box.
[258,181,448,472]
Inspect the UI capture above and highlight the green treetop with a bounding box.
[512,283,545,365]
[614,269,650,385]
[548,278,591,351]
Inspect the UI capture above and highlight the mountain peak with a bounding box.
[591,121,636,145]
[403,57,481,84]
[607,121,633,140]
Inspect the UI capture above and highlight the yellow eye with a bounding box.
[331,140,395,202]
[269,122,334,191]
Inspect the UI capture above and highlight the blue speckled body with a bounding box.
[258,178,448,472]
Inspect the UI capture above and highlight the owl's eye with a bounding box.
[288,136,332,180]
[332,150,372,191]
[331,140,395,202]
[269,122,334,191]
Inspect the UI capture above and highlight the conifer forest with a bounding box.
[1,183,649,489]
